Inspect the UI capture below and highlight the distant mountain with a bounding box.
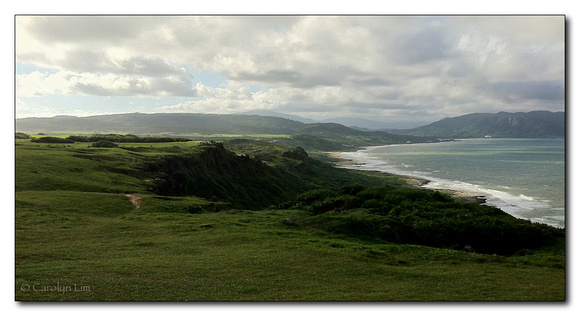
[15,112,306,135]
[236,111,425,130]
[16,112,441,150]
[236,110,317,124]
[320,117,389,130]
[396,111,565,138]
[294,122,438,148]
[320,117,431,130]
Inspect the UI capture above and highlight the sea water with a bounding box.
[339,138,566,228]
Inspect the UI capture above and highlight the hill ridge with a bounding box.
[393,111,564,138]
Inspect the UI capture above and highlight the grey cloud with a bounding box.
[61,50,116,73]
[17,15,565,122]
[116,57,188,76]
[490,81,564,102]
[75,83,123,96]
[235,70,304,84]
[150,76,196,97]
[75,74,195,97]
[277,103,337,115]
[235,64,376,89]
[234,69,342,88]
[61,49,187,77]
[58,50,195,96]
[352,77,391,86]
[392,28,454,64]
[22,16,161,44]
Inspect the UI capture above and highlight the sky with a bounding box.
[4,4,580,315]
[15,15,565,127]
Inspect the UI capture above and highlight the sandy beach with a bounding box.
[326,151,487,205]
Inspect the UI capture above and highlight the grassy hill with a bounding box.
[16,113,440,151]
[396,111,565,138]
[15,135,565,301]
[15,113,306,135]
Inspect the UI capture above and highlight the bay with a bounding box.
[339,138,566,228]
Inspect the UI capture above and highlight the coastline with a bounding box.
[326,151,487,205]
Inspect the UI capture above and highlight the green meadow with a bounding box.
[14,135,565,301]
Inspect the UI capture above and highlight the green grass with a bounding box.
[14,137,566,301]
[15,204,565,301]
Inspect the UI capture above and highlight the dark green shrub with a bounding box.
[67,135,90,142]
[91,140,119,148]
[311,195,358,214]
[31,137,74,144]
[377,217,408,243]
[296,184,565,255]
[361,199,384,209]
[15,132,31,139]
[339,184,365,195]
[328,216,377,238]
[432,190,452,202]
[296,189,336,205]
[356,187,387,200]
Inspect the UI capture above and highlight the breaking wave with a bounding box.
[339,148,564,228]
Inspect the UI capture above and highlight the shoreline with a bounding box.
[324,140,565,229]
[326,151,487,205]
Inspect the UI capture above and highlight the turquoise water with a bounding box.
[340,138,566,228]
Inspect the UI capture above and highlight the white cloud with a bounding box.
[17,68,195,98]
[16,15,565,122]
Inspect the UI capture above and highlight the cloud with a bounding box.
[17,69,196,97]
[490,80,564,102]
[16,15,565,121]
[392,28,453,64]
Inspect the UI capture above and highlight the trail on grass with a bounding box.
[125,194,142,209]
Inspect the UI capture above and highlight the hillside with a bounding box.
[396,111,565,138]
[15,136,565,301]
[294,123,437,147]
[15,112,307,135]
[236,110,317,124]
[15,113,439,150]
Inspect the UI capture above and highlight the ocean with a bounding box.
[339,138,566,228]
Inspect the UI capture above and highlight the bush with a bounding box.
[31,137,74,144]
[91,140,119,148]
[339,184,365,195]
[311,196,358,214]
[291,184,565,255]
[15,132,31,139]
[67,135,90,142]
[67,134,191,143]
[296,189,336,208]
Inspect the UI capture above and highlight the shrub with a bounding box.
[91,140,119,148]
[15,132,31,139]
[31,137,74,144]
[67,135,90,142]
[311,196,358,214]
[294,184,565,255]
[339,184,365,195]
[296,189,336,205]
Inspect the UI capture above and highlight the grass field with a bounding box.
[14,136,566,301]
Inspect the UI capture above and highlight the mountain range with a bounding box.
[394,111,565,138]
[236,110,428,130]
[16,110,565,150]
[16,112,439,150]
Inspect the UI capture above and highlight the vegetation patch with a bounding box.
[91,140,119,148]
[288,185,564,255]
[31,136,75,144]
[14,136,565,301]
[67,133,191,143]
[16,132,31,139]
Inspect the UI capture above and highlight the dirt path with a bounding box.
[125,194,142,209]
